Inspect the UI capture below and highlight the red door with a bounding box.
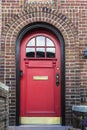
[20,30,61,124]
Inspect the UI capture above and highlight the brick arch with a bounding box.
[4,7,77,44]
[2,6,80,125]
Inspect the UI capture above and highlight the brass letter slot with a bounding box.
[33,76,48,80]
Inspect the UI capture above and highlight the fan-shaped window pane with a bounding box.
[26,48,35,57]
[27,38,35,46]
[36,36,45,46]
[46,38,54,47]
[26,35,56,58]
[46,48,55,58]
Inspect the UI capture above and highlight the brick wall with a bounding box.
[0,0,2,82]
[0,82,9,130]
[0,0,1,44]
[1,0,87,126]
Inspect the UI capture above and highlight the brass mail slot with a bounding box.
[33,76,48,80]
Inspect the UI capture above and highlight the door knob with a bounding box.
[56,73,59,86]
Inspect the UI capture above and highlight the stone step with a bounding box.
[8,125,72,130]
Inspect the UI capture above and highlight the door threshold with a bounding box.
[20,117,61,124]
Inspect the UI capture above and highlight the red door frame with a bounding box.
[16,22,65,126]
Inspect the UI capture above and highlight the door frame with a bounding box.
[16,22,65,126]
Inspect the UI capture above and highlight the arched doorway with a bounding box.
[20,30,61,124]
[16,22,65,125]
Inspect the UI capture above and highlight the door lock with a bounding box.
[56,73,59,86]
[20,70,23,77]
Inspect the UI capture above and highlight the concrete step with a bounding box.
[8,125,72,130]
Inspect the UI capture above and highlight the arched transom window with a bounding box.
[26,36,56,58]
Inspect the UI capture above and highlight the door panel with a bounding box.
[26,67,55,116]
[20,30,61,124]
